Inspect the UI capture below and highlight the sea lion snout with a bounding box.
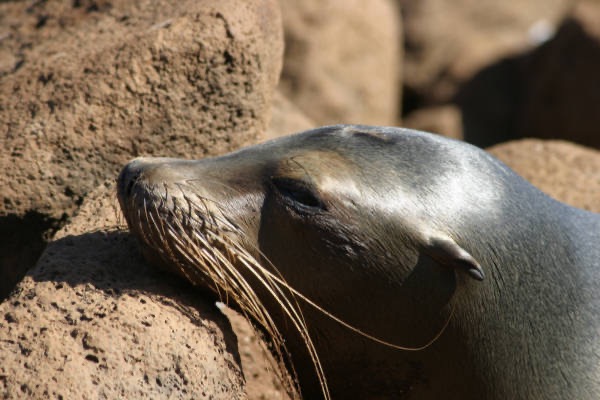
[117,158,146,198]
[118,157,182,199]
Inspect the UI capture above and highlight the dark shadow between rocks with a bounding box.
[0,211,66,301]
[24,229,241,366]
[456,14,600,149]
[454,55,524,148]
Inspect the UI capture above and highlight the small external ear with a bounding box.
[423,235,485,281]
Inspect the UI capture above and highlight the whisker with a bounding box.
[124,181,455,400]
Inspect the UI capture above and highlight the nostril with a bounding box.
[125,173,138,196]
[117,157,175,200]
[117,163,142,199]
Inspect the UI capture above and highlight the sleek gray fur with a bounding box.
[118,125,600,399]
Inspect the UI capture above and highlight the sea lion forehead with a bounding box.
[299,125,407,152]
[335,124,400,143]
[265,126,443,200]
[263,125,442,164]
[271,149,362,193]
[311,124,452,165]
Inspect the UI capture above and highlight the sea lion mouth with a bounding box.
[119,181,229,286]
[118,159,257,294]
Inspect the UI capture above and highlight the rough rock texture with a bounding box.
[279,0,401,126]
[0,0,283,299]
[0,183,247,399]
[400,0,571,111]
[488,139,600,213]
[0,0,282,219]
[222,307,295,400]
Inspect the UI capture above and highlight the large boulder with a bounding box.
[0,183,247,399]
[488,139,600,213]
[278,0,402,126]
[0,0,283,299]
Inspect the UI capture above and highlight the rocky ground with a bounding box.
[1,0,599,398]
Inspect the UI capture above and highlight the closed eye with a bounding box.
[270,177,325,210]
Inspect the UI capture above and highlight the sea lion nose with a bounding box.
[118,157,149,199]
[118,157,172,199]
[117,157,190,201]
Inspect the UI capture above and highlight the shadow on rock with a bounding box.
[32,229,237,352]
[455,55,524,148]
[0,228,246,398]
[456,8,600,149]
[0,179,248,398]
[0,211,64,300]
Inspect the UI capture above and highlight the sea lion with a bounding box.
[117,125,600,399]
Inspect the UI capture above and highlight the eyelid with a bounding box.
[270,177,326,210]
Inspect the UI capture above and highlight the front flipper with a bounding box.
[423,235,485,281]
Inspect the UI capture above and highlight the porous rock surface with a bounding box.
[279,0,401,126]
[488,139,600,213]
[0,0,282,219]
[223,307,295,400]
[0,183,247,399]
[0,0,283,299]
[0,85,310,398]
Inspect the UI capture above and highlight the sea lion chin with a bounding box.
[117,125,600,400]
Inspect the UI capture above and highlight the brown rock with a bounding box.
[0,0,282,218]
[488,139,600,212]
[0,182,246,399]
[279,0,401,126]
[0,0,283,298]
[403,104,463,140]
[400,0,572,109]
[223,307,296,400]
[264,91,315,141]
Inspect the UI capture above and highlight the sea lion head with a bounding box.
[117,125,494,398]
